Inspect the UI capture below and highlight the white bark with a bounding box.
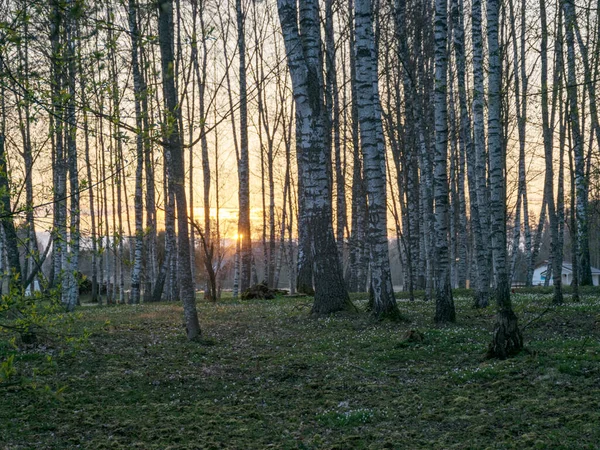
[432,0,455,322]
[565,0,592,286]
[354,0,399,317]
[471,0,491,307]
[277,0,353,313]
[237,0,252,291]
[157,0,201,339]
[128,0,144,305]
[487,0,522,358]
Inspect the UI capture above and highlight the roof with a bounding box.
[536,261,600,275]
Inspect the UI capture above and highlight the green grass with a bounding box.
[1,291,600,449]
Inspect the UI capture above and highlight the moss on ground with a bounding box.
[1,291,599,449]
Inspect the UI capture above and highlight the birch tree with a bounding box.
[487,0,523,358]
[432,0,455,322]
[540,0,562,304]
[236,0,252,292]
[471,0,490,308]
[564,0,592,287]
[157,0,201,339]
[354,0,401,318]
[128,0,144,305]
[64,0,80,311]
[277,0,354,314]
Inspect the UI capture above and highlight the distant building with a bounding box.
[24,280,41,296]
[532,261,600,286]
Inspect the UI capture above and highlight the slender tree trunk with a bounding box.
[347,0,369,294]
[325,0,347,265]
[564,0,592,286]
[0,72,22,288]
[128,0,144,305]
[487,0,523,358]
[568,122,579,301]
[76,26,98,303]
[507,0,526,286]
[191,0,214,300]
[15,9,37,292]
[236,0,252,292]
[354,0,400,318]
[540,0,562,304]
[157,0,201,339]
[51,0,67,294]
[557,97,566,301]
[432,0,455,322]
[64,0,80,311]
[471,0,491,307]
[141,41,158,302]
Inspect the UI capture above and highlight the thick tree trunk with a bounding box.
[278,0,353,313]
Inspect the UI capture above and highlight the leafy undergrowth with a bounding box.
[1,292,599,449]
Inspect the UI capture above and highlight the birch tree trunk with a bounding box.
[432,0,455,322]
[347,0,369,294]
[0,72,22,288]
[157,0,201,339]
[564,0,592,287]
[557,103,566,301]
[108,5,125,305]
[64,0,80,311]
[15,8,37,292]
[507,0,529,286]
[141,41,158,302]
[471,0,490,308]
[51,0,67,294]
[78,24,98,303]
[191,0,214,299]
[278,0,354,314]
[450,0,469,290]
[236,0,252,292]
[325,0,346,263]
[568,127,580,301]
[281,93,297,294]
[540,0,562,304]
[354,0,400,318]
[393,0,423,293]
[128,0,144,305]
[487,0,523,358]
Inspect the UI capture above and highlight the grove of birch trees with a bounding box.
[1,0,600,355]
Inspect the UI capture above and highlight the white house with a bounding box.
[532,262,600,286]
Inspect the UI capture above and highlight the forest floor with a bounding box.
[1,290,600,449]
